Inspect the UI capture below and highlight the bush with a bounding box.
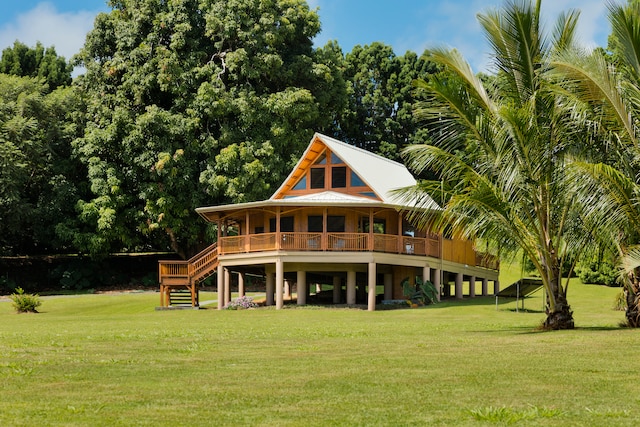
[224,296,258,310]
[10,287,42,313]
[575,261,620,287]
[402,277,438,306]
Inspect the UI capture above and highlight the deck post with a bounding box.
[266,273,275,306]
[493,279,500,296]
[284,279,291,300]
[423,266,431,287]
[238,272,245,297]
[346,270,356,305]
[455,272,463,299]
[433,268,441,301]
[383,273,392,300]
[482,278,488,296]
[297,271,307,305]
[368,262,376,311]
[217,264,224,310]
[275,258,284,309]
[333,276,341,304]
[224,268,231,305]
[469,275,476,298]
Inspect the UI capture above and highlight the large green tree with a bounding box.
[0,74,86,255]
[399,0,593,329]
[0,41,72,90]
[73,0,344,258]
[332,43,436,160]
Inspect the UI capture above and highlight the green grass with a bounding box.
[0,279,637,426]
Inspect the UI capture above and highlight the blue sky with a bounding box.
[0,0,611,73]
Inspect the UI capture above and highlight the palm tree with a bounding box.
[552,0,640,327]
[399,0,590,329]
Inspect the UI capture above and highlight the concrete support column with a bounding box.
[383,273,393,301]
[297,271,307,306]
[455,272,463,300]
[224,268,231,304]
[368,262,377,311]
[494,280,500,296]
[217,264,225,310]
[266,273,275,306]
[316,284,322,294]
[284,279,291,300]
[238,272,245,297]
[469,275,476,298]
[433,268,441,301]
[333,276,341,304]
[346,270,356,305]
[423,266,431,286]
[275,259,284,310]
[482,278,488,296]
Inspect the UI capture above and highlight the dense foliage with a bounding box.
[0,74,86,255]
[0,41,72,89]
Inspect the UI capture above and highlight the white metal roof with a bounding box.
[270,133,420,204]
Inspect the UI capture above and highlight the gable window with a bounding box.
[293,176,307,190]
[331,166,346,188]
[350,171,366,187]
[310,168,325,189]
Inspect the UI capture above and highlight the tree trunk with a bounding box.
[542,252,575,330]
[544,292,574,330]
[625,274,640,327]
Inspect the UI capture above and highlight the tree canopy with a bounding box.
[0,41,72,90]
[72,0,345,257]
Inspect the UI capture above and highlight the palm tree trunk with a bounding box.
[543,254,575,330]
[625,273,640,327]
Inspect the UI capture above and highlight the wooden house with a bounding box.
[158,133,499,309]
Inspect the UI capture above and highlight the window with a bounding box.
[307,215,323,232]
[327,216,345,232]
[314,152,327,165]
[331,152,344,164]
[269,216,294,232]
[310,168,325,189]
[351,171,366,187]
[293,176,306,190]
[331,167,346,188]
[361,217,386,234]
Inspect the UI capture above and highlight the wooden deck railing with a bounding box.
[216,233,497,270]
[158,242,218,284]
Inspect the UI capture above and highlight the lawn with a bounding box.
[0,272,638,426]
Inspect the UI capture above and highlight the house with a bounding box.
[158,133,500,310]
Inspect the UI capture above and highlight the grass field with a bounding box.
[0,267,638,426]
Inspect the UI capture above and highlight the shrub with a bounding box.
[10,287,42,313]
[575,261,619,287]
[402,277,438,306]
[224,295,258,310]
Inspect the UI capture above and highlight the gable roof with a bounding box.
[271,133,419,204]
[196,133,439,220]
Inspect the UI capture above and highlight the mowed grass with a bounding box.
[0,273,638,426]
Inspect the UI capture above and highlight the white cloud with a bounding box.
[0,2,99,62]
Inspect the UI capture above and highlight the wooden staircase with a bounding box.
[158,243,219,308]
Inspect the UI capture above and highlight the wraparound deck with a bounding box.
[218,232,499,270]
